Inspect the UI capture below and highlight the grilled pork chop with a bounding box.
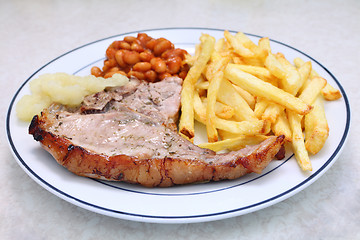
[29,77,285,187]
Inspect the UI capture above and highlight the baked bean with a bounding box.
[161,48,187,59]
[131,42,144,52]
[144,70,157,82]
[128,70,145,80]
[179,70,187,79]
[158,72,171,80]
[116,70,127,76]
[137,33,151,46]
[139,51,153,62]
[145,39,157,50]
[124,36,137,43]
[153,39,173,56]
[123,51,140,65]
[166,56,182,74]
[111,41,121,49]
[95,33,189,82]
[133,62,152,72]
[91,66,102,77]
[104,70,126,78]
[106,47,116,59]
[104,71,116,78]
[118,41,131,50]
[102,59,117,72]
[115,50,127,68]
[150,57,167,73]
[109,66,120,72]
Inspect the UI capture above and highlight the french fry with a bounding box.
[275,52,301,94]
[304,96,329,154]
[232,55,244,64]
[193,90,207,124]
[241,57,264,67]
[194,90,234,123]
[225,64,312,115]
[258,37,271,55]
[287,110,312,171]
[321,83,342,101]
[214,117,270,135]
[286,76,326,169]
[298,76,327,104]
[205,55,230,81]
[235,32,259,52]
[195,75,209,91]
[206,71,223,142]
[214,38,227,53]
[296,61,312,94]
[198,135,269,152]
[224,30,254,58]
[202,98,235,120]
[272,109,292,142]
[231,64,276,85]
[218,129,242,140]
[262,103,283,124]
[294,57,341,100]
[217,78,258,121]
[179,34,215,140]
[264,53,287,80]
[254,98,269,119]
[231,84,256,109]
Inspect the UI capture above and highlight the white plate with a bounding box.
[6,28,350,224]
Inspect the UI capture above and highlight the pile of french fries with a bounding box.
[178,31,342,171]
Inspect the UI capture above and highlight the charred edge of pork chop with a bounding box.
[29,114,285,187]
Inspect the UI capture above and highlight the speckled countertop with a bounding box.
[1,0,359,239]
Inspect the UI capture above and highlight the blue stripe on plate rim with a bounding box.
[6,27,351,221]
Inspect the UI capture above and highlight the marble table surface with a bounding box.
[1,0,359,239]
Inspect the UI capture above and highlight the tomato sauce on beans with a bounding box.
[91,33,189,82]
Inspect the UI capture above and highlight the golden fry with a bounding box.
[206,71,223,142]
[275,52,301,94]
[235,32,258,52]
[202,98,235,119]
[298,76,327,104]
[205,55,230,81]
[254,98,269,119]
[198,135,269,152]
[287,110,312,171]
[321,83,342,101]
[179,34,215,140]
[294,57,341,100]
[296,61,312,94]
[305,96,329,154]
[225,64,312,115]
[262,103,283,124]
[217,78,258,121]
[258,37,271,55]
[272,109,292,142]
[195,75,209,90]
[231,64,275,84]
[214,117,270,135]
[264,53,287,80]
[231,84,256,109]
[224,30,254,58]
[193,90,207,124]
[194,90,234,124]
[214,38,227,53]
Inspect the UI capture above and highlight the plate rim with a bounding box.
[6,27,351,223]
